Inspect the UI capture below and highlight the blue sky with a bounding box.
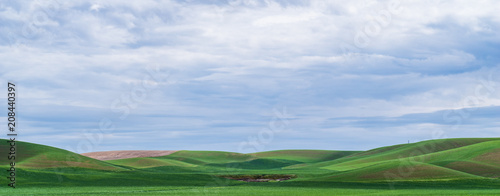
[1,0,499,153]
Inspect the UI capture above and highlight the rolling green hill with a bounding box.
[2,137,500,190]
[309,138,500,181]
[106,157,198,168]
[286,138,498,170]
[138,150,359,171]
[250,150,360,163]
[0,139,123,170]
[162,150,255,164]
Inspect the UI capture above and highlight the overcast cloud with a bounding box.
[1,0,499,153]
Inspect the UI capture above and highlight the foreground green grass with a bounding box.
[2,185,500,196]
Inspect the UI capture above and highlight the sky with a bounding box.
[1,0,499,153]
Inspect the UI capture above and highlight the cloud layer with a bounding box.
[1,0,499,153]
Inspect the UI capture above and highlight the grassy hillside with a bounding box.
[132,150,359,171]
[0,140,229,187]
[0,139,123,170]
[315,160,482,182]
[310,138,500,181]
[250,150,360,163]
[297,138,500,170]
[107,157,198,168]
[161,150,255,164]
[99,138,500,183]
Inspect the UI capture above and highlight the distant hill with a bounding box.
[85,149,358,170]
[250,150,360,163]
[81,150,178,160]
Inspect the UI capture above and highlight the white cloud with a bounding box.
[252,12,320,26]
[1,0,499,152]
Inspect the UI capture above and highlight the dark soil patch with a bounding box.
[218,174,297,182]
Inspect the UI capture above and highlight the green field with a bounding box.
[2,138,500,195]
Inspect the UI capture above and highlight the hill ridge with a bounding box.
[81,150,178,160]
